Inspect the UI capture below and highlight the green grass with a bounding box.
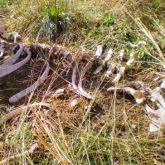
[0,0,15,7]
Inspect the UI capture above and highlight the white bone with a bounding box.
[78,62,92,99]
[107,86,146,104]
[128,41,146,48]
[149,123,160,132]
[160,80,165,88]
[150,87,165,108]
[55,88,65,93]
[72,64,92,99]
[8,32,21,43]
[105,63,116,77]
[70,99,78,107]
[103,48,113,63]
[113,66,125,82]
[144,104,165,133]
[118,49,124,61]
[0,47,31,78]
[2,44,24,66]
[126,53,134,66]
[95,45,103,58]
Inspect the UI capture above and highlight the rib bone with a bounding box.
[1,43,24,66]
[0,47,31,78]
[9,62,50,103]
[72,63,92,99]
[78,62,92,99]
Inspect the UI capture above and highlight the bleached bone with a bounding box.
[0,46,4,58]
[124,87,146,104]
[160,79,165,88]
[94,48,113,75]
[55,88,65,94]
[9,62,50,103]
[70,99,78,107]
[8,31,21,43]
[126,53,134,66]
[144,84,165,133]
[127,41,146,48]
[31,43,63,52]
[72,64,92,99]
[103,48,113,64]
[107,86,123,92]
[95,45,103,58]
[113,66,125,82]
[107,86,146,104]
[144,104,165,133]
[1,44,24,66]
[118,49,124,61]
[0,47,31,78]
[150,87,165,108]
[0,102,50,124]
[72,64,78,90]
[78,62,92,99]
[105,63,116,77]
[0,40,8,58]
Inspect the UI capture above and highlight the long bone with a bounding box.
[107,86,146,104]
[0,47,31,78]
[9,62,50,103]
[1,43,24,66]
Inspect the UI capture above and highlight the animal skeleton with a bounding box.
[0,29,165,134]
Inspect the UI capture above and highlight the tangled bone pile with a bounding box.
[0,27,165,134]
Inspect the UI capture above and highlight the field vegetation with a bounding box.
[0,0,165,164]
